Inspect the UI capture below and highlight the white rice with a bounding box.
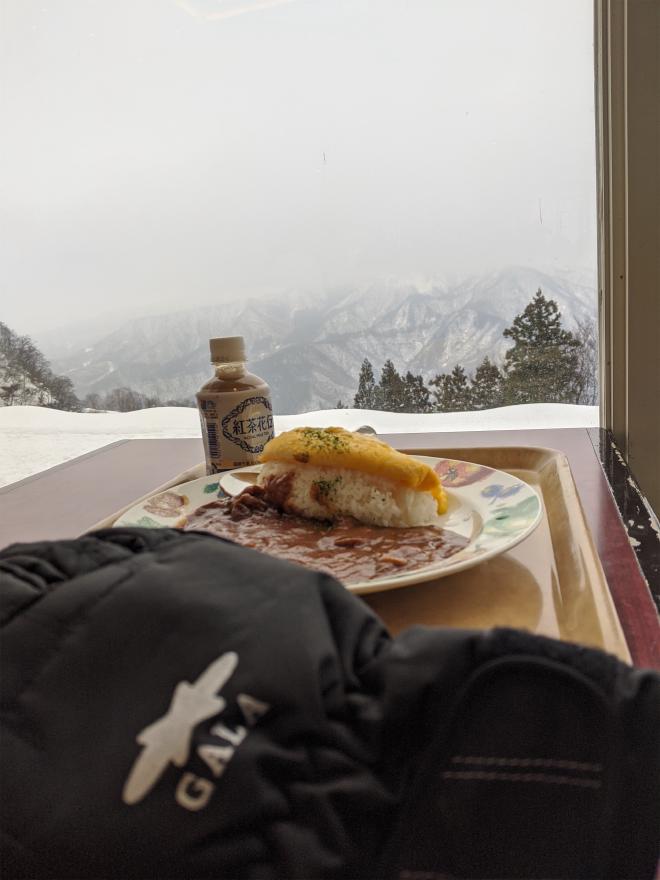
[257,461,440,527]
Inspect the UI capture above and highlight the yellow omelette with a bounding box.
[259,426,447,514]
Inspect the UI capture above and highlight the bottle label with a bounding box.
[198,392,274,473]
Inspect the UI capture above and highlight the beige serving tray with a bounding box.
[89,445,630,663]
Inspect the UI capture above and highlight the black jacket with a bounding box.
[1,528,658,880]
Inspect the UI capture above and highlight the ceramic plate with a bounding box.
[114,456,542,594]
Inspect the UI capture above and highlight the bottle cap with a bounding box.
[209,336,246,364]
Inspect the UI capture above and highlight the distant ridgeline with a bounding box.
[343,291,597,413]
[46,267,596,414]
[3,287,597,414]
[0,322,80,410]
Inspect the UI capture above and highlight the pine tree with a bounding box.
[502,289,580,404]
[431,364,472,412]
[353,358,381,409]
[378,359,405,412]
[351,360,431,413]
[572,317,598,405]
[402,371,432,413]
[471,357,503,410]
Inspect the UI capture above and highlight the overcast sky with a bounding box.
[1,0,597,335]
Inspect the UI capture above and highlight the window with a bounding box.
[596,0,660,513]
[4,0,657,511]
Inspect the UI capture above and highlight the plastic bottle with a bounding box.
[196,336,274,474]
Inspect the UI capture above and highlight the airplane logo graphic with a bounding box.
[122,652,239,805]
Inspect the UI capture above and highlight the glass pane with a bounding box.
[1,0,598,481]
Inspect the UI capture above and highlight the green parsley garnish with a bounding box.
[298,428,349,454]
[313,476,343,499]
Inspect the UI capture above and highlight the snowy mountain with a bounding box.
[41,267,596,414]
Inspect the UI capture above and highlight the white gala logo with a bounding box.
[123,652,249,806]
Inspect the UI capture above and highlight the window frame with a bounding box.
[595,0,660,513]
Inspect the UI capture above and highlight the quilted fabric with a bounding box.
[1,528,658,879]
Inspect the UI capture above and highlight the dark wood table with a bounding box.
[2,428,658,667]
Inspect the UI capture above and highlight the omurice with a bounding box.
[257,426,447,527]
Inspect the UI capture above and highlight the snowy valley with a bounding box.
[38,266,596,414]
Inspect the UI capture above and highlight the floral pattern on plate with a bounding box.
[434,459,491,487]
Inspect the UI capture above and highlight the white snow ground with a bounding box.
[0,404,599,489]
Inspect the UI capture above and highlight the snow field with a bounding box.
[0,404,598,488]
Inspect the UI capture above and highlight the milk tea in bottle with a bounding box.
[196,336,274,474]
